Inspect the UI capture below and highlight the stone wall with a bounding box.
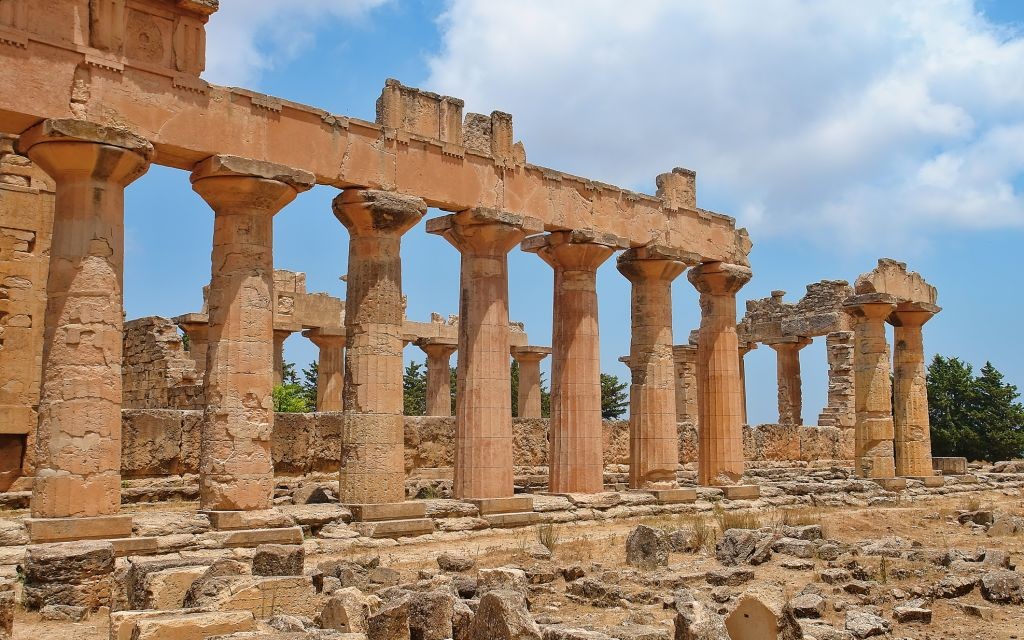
[118,410,854,480]
[122,317,204,410]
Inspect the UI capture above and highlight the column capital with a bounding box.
[616,244,693,283]
[510,345,551,363]
[672,343,698,364]
[843,293,898,321]
[302,327,347,349]
[765,336,812,352]
[687,261,753,296]
[416,337,458,358]
[738,340,760,357]
[521,229,627,271]
[173,313,211,337]
[19,119,153,186]
[890,302,941,327]
[190,154,314,215]
[332,188,427,236]
[427,207,543,255]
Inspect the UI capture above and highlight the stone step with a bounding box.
[24,514,133,543]
[111,536,160,557]
[347,501,426,522]
[906,476,945,488]
[209,526,304,548]
[350,517,434,539]
[483,511,540,528]
[649,488,697,504]
[467,495,534,515]
[721,485,761,500]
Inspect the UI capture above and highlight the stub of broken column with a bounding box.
[303,327,347,412]
[334,188,427,504]
[617,245,695,490]
[687,261,753,486]
[427,208,543,499]
[891,302,940,477]
[765,336,812,426]
[18,119,152,535]
[173,313,211,381]
[416,337,458,417]
[843,293,898,479]
[191,154,315,512]
[524,229,625,493]
[510,346,552,419]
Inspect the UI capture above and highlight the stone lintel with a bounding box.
[18,119,153,159]
[510,345,552,361]
[618,244,701,265]
[426,207,544,236]
[348,501,427,522]
[190,154,315,191]
[520,228,629,253]
[25,514,133,543]
[467,495,535,515]
[843,293,898,308]
[275,323,303,334]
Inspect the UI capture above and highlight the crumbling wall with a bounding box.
[739,280,853,343]
[122,317,203,410]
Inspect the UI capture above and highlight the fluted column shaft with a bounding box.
[419,341,457,417]
[192,155,313,511]
[333,189,426,504]
[673,345,699,424]
[272,329,295,385]
[428,209,539,499]
[688,261,752,486]
[512,351,546,419]
[20,120,152,519]
[769,338,811,426]
[305,331,346,411]
[617,247,687,489]
[892,306,937,477]
[738,342,756,426]
[844,295,898,479]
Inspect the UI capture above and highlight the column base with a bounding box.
[871,478,908,491]
[200,508,293,531]
[25,514,133,543]
[465,496,538,528]
[647,488,698,504]
[720,485,761,500]
[346,501,434,538]
[906,476,945,488]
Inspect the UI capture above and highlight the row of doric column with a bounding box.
[18,118,757,541]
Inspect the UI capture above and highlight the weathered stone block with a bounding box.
[23,540,114,610]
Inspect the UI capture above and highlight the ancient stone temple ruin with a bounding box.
[0,3,1019,639]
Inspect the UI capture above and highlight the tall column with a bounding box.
[510,346,551,419]
[617,246,689,489]
[688,261,753,486]
[738,341,757,426]
[524,230,619,493]
[272,327,298,385]
[18,120,152,539]
[417,338,457,417]
[303,328,346,411]
[767,337,811,426]
[174,313,211,380]
[672,345,699,424]
[891,303,940,477]
[427,208,542,499]
[333,189,426,504]
[192,155,314,512]
[843,294,898,479]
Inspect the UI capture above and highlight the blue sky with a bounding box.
[123,0,1024,425]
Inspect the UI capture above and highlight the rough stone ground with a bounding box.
[4,486,1023,640]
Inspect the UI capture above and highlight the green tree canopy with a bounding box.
[601,373,629,420]
[403,361,427,416]
[928,355,1024,462]
[300,361,318,411]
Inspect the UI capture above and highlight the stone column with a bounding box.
[818,331,856,429]
[192,155,314,512]
[333,189,426,504]
[617,246,689,489]
[672,345,699,424]
[174,313,210,380]
[510,346,551,419]
[767,337,811,426]
[272,327,298,385]
[417,338,458,417]
[303,328,346,411]
[843,293,898,479]
[891,303,940,477]
[738,341,757,426]
[18,120,152,539]
[524,230,620,493]
[688,261,753,486]
[427,208,542,499]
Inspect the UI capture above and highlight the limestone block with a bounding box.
[321,586,377,633]
[22,540,114,610]
[142,566,208,610]
[467,590,541,640]
[724,588,801,640]
[128,610,257,640]
[252,544,305,577]
[0,591,12,640]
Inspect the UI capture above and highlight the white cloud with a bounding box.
[203,0,390,87]
[424,0,1024,250]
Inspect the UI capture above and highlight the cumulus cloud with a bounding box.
[425,0,1024,250]
[203,0,390,87]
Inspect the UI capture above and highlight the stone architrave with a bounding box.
[523,229,621,493]
[617,245,691,489]
[18,119,152,531]
[416,338,458,417]
[891,303,940,477]
[843,293,898,479]
[427,208,543,499]
[687,261,753,486]
[191,155,315,512]
[333,189,427,504]
[303,328,346,412]
[766,337,811,426]
[509,346,551,419]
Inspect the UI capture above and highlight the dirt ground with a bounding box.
[9,489,1024,639]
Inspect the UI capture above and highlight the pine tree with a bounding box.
[973,362,1024,461]
[403,361,427,416]
[300,361,318,411]
[601,373,629,419]
[273,359,310,413]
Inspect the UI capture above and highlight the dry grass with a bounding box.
[713,505,763,532]
[537,523,559,552]
[691,515,718,553]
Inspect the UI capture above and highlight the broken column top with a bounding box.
[854,258,938,306]
[18,119,154,159]
[190,154,316,191]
